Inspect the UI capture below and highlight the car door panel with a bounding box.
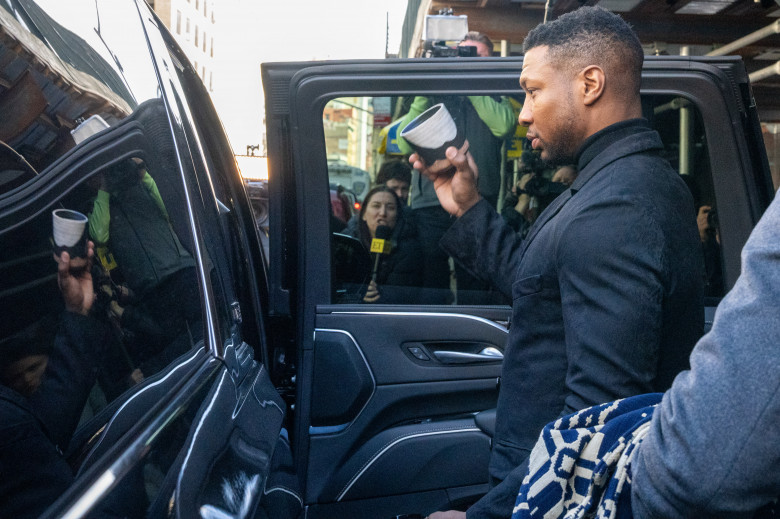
[315,311,507,384]
[261,62,529,515]
[319,417,490,501]
[302,311,505,508]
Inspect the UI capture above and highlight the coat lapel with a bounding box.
[518,128,664,258]
[519,188,574,257]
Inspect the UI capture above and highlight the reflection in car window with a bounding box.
[84,372,213,518]
[0,2,204,516]
[327,94,723,305]
[0,0,163,195]
[647,95,721,298]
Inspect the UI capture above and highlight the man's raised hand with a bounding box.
[410,140,481,218]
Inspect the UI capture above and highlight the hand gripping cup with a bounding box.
[52,209,88,258]
[400,103,466,165]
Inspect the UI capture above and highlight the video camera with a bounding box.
[422,10,472,58]
[423,40,477,58]
[524,175,569,199]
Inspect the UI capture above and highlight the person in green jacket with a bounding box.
[88,158,199,378]
[395,32,517,304]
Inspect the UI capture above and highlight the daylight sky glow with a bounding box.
[31,0,408,157]
[210,0,409,154]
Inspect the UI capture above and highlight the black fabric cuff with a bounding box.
[439,198,495,277]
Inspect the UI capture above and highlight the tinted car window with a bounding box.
[0,1,205,515]
[326,93,723,305]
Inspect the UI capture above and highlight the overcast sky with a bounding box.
[210,0,408,154]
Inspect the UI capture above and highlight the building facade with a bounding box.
[147,0,216,92]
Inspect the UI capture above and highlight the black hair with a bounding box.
[0,316,56,368]
[376,159,412,185]
[523,6,643,98]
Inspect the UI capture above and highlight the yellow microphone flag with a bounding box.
[370,238,391,254]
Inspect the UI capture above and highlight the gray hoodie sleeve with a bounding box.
[631,195,780,518]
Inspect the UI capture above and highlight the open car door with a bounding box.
[263,54,771,519]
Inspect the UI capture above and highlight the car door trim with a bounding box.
[80,345,207,469]
[328,311,509,334]
[263,485,304,507]
[177,369,230,492]
[49,355,219,519]
[335,426,482,501]
[310,328,376,436]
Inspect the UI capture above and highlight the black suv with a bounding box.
[0,1,773,518]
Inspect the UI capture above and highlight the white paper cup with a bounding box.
[400,103,465,164]
[52,209,88,257]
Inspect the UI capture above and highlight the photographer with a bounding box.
[87,159,200,378]
[397,32,516,304]
[400,32,515,209]
[501,173,536,238]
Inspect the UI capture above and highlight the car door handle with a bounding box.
[432,347,504,364]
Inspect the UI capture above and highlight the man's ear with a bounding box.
[580,65,605,106]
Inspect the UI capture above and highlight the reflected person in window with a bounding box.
[345,186,422,304]
[0,243,105,518]
[697,204,723,297]
[87,159,200,378]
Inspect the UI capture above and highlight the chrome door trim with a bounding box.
[328,311,509,333]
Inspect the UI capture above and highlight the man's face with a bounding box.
[459,40,491,57]
[519,46,582,166]
[1,354,48,397]
[385,178,410,203]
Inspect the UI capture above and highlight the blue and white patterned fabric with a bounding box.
[512,393,664,519]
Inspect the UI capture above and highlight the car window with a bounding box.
[0,2,206,515]
[326,93,723,305]
[165,45,269,363]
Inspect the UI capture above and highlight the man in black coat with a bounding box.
[414,7,703,519]
[0,243,103,518]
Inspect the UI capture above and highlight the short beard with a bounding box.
[541,140,577,167]
[541,92,579,167]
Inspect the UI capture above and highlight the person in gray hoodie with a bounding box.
[630,189,780,517]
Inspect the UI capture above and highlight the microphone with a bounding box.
[370,225,393,282]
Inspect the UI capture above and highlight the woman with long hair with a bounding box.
[347,185,422,304]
